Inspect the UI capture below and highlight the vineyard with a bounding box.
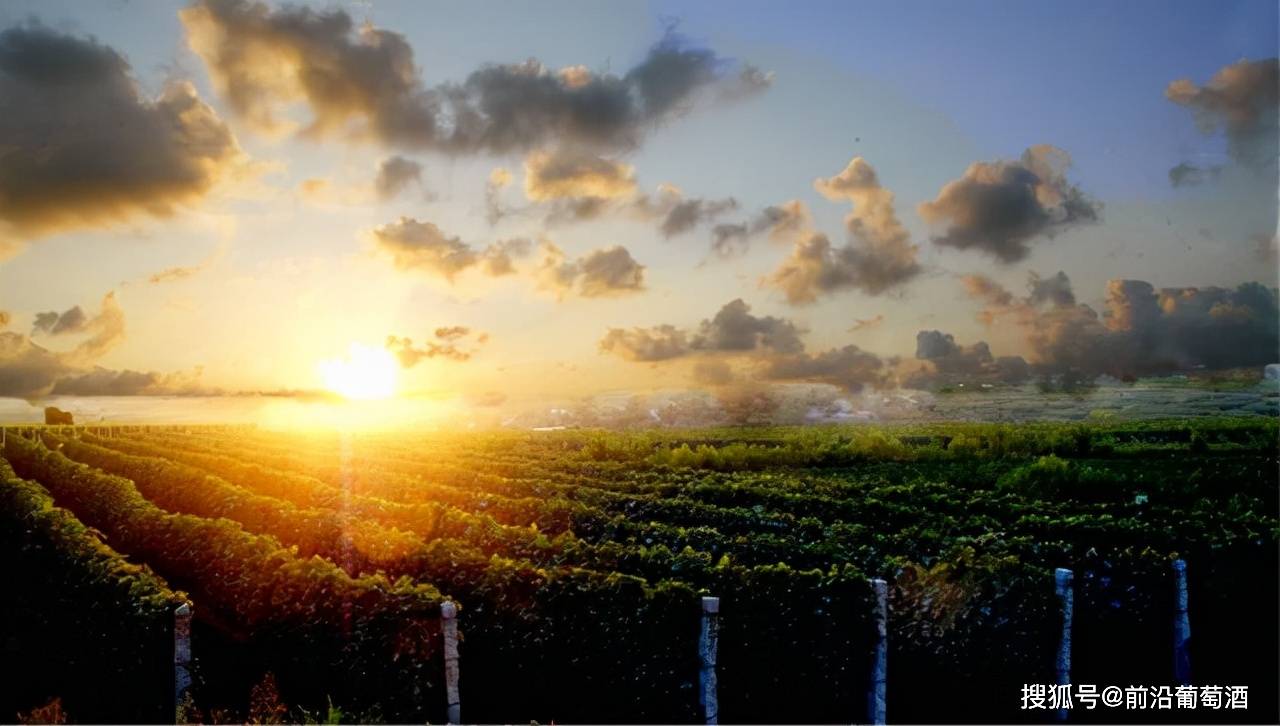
[2,418,1277,724]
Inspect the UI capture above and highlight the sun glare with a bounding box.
[319,343,399,400]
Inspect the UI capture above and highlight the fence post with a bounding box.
[1172,559,1191,685]
[441,601,461,724]
[867,578,888,725]
[1054,568,1073,722]
[174,602,193,722]
[699,596,720,725]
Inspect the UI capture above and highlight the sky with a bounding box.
[0,0,1276,420]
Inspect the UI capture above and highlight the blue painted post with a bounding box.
[1172,559,1191,685]
[1054,568,1073,723]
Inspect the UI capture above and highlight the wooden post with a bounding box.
[441,601,461,724]
[1172,559,1191,685]
[867,578,888,725]
[174,602,193,722]
[1054,568,1073,722]
[699,596,720,725]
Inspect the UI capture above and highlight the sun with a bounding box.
[318,343,399,400]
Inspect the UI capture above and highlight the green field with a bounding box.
[3,417,1277,724]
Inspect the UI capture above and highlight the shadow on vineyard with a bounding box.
[2,417,1277,724]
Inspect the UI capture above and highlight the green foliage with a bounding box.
[4,416,1277,723]
[0,457,185,723]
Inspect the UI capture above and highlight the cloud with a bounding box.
[0,293,130,398]
[900,329,1031,388]
[692,298,805,353]
[1028,270,1075,307]
[961,271,1280,379]
[691,359,736,386]
[918,145,1099,263]
[182,1,769,152]
[1166,58,1279,170]
[386,327,487,367]
[479,238,534,276]
[0,22,243,252]
[375,156,424,200]
[537,243,646,299]
[49,367,209,397]
[486,167,514,224]
[759,345,888,392]
[912,330,1028,382]
[32,307,87,336]
[599,298,804,361]
[143,243,227,285]
[148,266,202,285]
[598,325,689,362]
[523,149,637,201]
[710,200,808,257]
[1168,162,1222,188]
[848,314,884,332]
[529,167,739,242]
[659,197,740,238]
[765,158,920,302]
[370,217,532,281]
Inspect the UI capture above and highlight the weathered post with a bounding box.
[1054,568,1073,722]
[1172,559,1191,685]
[174,602,193,722]
[699,596,721,725]
[441,601,461,724]
[867,578,888,725]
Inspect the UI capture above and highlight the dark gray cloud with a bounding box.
[0,23,242,253]
[692,298,805,353]
[370,217,532,280]
[1168,162,1222,188]
[962,271,1280,379]
[1028,270,1075,307]
[598,298,804,362]
[1166,58,1279,170]
[659,197,739,237]
[32,306,87,336]
[767,158,920,302]
[918,145,1100,263]
[711,200,807,257]
[54,368,157,396]
[766,232,920,304]
[0,293,134,398]
[896,328,1034,389]
[183,0,769,153]
[532,171,738,242]
[374,156,424,200]
[537,243,647,298]
[759,344,887,392]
